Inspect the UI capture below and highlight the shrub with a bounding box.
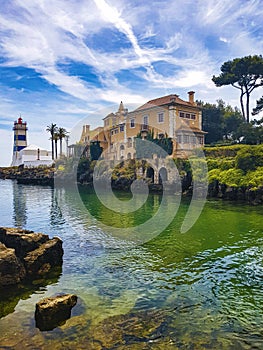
[208,168,244,187]
[208,169,222,183]
[243,167,263,189]
[207,158,235,171]
[220,169,244,187]
[235,146,263,172]
[204,145,244,158]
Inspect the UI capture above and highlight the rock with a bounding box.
[35,294,78,331]
[23,238,63,277]
[0,227,49,258]
[0,227,63,288]
[0,243,26,286]
[90,310,167,348]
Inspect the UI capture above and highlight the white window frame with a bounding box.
[130,118,135,128]
[143,115,148,125]
[158,112,164,123]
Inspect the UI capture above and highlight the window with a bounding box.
[158,112,164,123]
[114,129,118,134]
[127,137,132,148]
[111,130,114,135]
[191,136,197,144]
[120,124,124,132]
[143,115,148,125]
[177,135,182,143]
[130,118,135,128]
[120,144,125,150]
[198,136,204,145]
[183,135,189,144]
[180,111,196,120]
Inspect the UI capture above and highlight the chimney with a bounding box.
[83,125,90,133]
[188,91,195,104]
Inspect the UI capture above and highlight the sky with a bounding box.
[0,0,263,166]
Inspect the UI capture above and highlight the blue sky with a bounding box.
[0,0,263,166]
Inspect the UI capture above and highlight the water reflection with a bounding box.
[12,181,27,227]
[1,180,263,349]
[50,188,65,228]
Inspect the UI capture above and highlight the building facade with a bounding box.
[79,92,205,160]
[13,144,53,167]
[11,117,53,167]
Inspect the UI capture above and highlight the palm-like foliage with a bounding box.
[46,123,57,160]
[53,133,59,159]
[57,127,68,157]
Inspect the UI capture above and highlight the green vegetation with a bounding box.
[46,124,68,160]
[198,99,263,146]
[135,129,173,158]
[90,141,103,161]
[253,96,263,116]
[206,144,263,190]
[212,55,263,122]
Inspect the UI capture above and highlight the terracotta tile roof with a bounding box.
[134,94,195,111]
[176,125,207,134]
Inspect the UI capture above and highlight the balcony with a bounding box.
[140,124,149,131]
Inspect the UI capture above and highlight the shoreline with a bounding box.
[0,166,262,205]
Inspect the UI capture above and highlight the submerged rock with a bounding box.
[35,294,78,331]
[89,309,167,348]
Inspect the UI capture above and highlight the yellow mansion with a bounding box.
[80,91,205,160]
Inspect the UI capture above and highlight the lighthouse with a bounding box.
[11,117,28,166]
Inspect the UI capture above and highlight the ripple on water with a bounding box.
[0,180,263,348]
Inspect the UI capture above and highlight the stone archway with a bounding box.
[158,167,168,184]
[146,166,154,183]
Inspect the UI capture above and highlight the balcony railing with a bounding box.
[140,124,149,131]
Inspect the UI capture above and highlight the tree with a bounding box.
[90,141,103,161]
[198,101,224,144]
[212,55,263,123]
[234,118,263,145]
[135,129,173,158]
[197,99,244,144]
[53,133,59,159]
[57,127,68,158]
[46,123,57,160]
[218,100,243,139]
[252,96,263,115]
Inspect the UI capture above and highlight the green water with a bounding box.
[0,180,262,349]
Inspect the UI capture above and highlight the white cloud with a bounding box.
[0,0,262,166]
[219,37,229,43]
